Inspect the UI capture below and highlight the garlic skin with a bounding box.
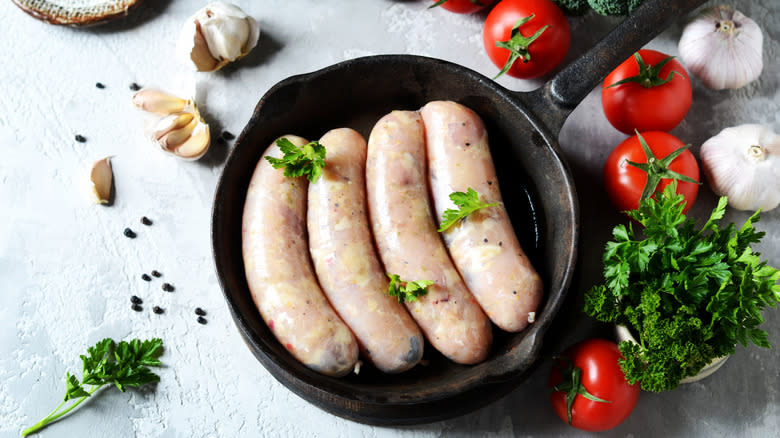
[700,124,779,211]
[177,2,260,72]
[132,88,211,160]
[678,6,763,90]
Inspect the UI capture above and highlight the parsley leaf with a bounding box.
[584,183,780,392]
[438,187,498,232]
[22,338,164,437]
[387,273,434,303]
[265,138,326,183]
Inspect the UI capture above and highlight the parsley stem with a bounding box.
[22,386,101,437]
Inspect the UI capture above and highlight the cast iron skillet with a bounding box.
[212,0,705,425]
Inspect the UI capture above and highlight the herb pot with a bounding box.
[615,324,729,384]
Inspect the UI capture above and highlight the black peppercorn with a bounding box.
[130,83,141,91]
[141,216,152,226]
[95,82,105,89]
[141,273,151,281]
[75,134,86,143]
[221,130,235,140]
[195,307,206,316]
[197,316,207,325]
[153,306,164,314]
[123,228,136,238]
[151,270,161,278]
[131,295,142,304]
[131,303,143,312]
[162,283,174,292]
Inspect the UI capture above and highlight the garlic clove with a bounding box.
[678,6,763,90]
[132,87,212,161]
[153,112,195,140]
[177,2,260,72]
[132,89,189,115]
[157,115,199,150]
[700,124,780,211]
[89,157,113,204]
[171,121,211,160]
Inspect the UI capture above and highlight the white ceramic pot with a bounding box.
[614,324,729,384]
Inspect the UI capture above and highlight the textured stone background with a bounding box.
[1,1,777,437]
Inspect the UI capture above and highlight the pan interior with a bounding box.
[213,55,577,408]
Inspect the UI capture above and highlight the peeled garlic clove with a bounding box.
[132,89,188,115]
[700,124,779,211]
[171,122,211,160]
[89,157,113,204]
[678,6,763,90]
[177,2,260,72]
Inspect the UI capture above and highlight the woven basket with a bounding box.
[12,0,143,26]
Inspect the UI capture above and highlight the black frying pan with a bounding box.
[212,0,706,425]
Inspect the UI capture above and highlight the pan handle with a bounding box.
[516,0,707,137]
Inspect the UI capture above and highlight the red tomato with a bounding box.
[549,339,640,432]
[604,131,700,213]
[482,0,570,79]
[431,0,496,14]
[602,50,692,134]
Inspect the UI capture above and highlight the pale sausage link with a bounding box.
[308,128,425,374]
[421,101,543,333]
[242,135,359,377]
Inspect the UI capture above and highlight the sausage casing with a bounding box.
[308,128,425,374]
[242,135,359,377]
[367,111,492,364]
[421,101,543,333]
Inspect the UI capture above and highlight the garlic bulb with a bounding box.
[177,2,260,72]
[678,6,763,90]
[132,88,211,160]
[700,124,779,211]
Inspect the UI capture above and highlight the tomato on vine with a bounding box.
[482,0,570,79]
[602,50,692,134]
[430,0,496,14]
[549,339,640,432]
[604,131,701,214]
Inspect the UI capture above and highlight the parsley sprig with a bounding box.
[584,183,780,392]
[265,138,326,183]
[22,338,164,436]
[387,274,434,303]
[438,187,498,232]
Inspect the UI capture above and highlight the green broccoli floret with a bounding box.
[552,0,590,15]
[587,0,645,16]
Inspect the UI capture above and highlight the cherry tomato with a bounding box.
[482,0,570,79]
[549,339,640,432]
[431,0,496,14]
[604,131,700,213]
[602,50,692,134]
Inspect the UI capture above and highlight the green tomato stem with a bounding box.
[493,14,548,79]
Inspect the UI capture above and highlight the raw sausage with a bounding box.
[366,111,492,364]
[308,128,425,374]
[421,101,543,333]
[242,135,359,377]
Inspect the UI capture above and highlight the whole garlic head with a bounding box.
[177,2,260,72]
[132,88,211,160]
[700,124,779,211]
[678,6,763,90]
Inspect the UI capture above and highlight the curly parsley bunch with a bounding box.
[585,184,780,392]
